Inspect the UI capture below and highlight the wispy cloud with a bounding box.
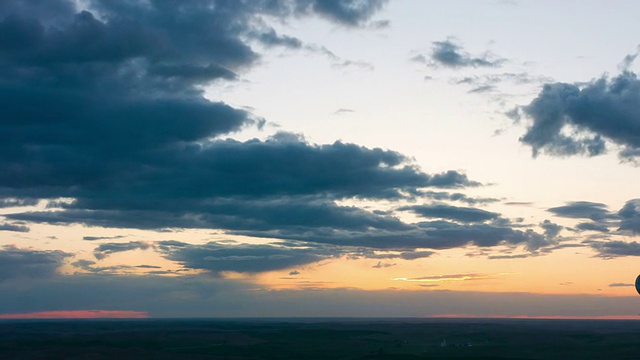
[392,273,495,283]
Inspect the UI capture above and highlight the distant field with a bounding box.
[1,318,640,359]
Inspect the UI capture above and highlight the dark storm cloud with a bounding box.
[618,199,640,233]
[399,204,499,223]
[520,70,640,159]
[0,245,71,281]
[424,39,504,68]
[548,201,615,221]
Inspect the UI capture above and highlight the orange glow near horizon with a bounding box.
[0,310,149,319]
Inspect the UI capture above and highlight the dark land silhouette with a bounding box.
[1,318,640,359]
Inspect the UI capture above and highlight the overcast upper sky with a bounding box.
[1,0,640,319]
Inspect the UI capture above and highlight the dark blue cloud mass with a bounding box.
[0,0,556,264]
[0,246,72,282]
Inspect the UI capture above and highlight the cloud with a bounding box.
[575,222,610,233]
[82,235,125,241]
[608,283,633,287]
[158,241,341,275]
[589,240,640,258]
[71,259,164,274]
[0,198,38,208]
[540,220,562,240]
[0,0,389,194]
[334,108,355,115]
[93,241,152,260]
[7,135,478,233]
[249,27,304,49]
[519,69,640,160]
[399,250,435,260]
[0,245,71,282]
[419,39,504,68]
[233,220,552,252]
[487,253,532,260]
[0,0,554,267]
[372,261,395,268]
[304,0,388,26]
[0,222,29,232]
[392,273,492,282]
[422,191,499,205]
[548,201,615,221]
[399,204,500,223]
[618,199,640,233]
[368,19,390,29]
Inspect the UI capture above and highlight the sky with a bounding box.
[1,0,640,319]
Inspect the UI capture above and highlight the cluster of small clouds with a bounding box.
[547,199,640,257]
[411,37,551,108]
[412,39,504,69]
[417,38,640,165]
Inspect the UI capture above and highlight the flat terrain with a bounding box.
[1,318,640,359]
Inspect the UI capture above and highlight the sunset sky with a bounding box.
[2,0,640,319]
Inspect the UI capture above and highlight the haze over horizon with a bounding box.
[1,0,640,319]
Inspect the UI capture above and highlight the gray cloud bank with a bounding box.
[0,0,574,280]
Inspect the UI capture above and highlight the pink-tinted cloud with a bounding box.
[0,310,149,319]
